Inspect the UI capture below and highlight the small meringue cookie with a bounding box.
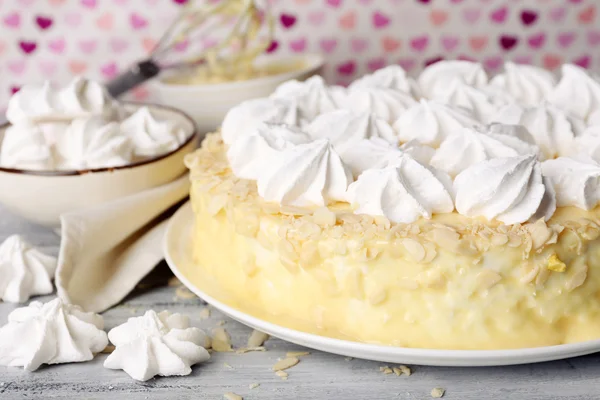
[271,76,342,121]
[399,140,436,165]
[120,107,188,158]
[0,235,57,303]
[220,97,300,145]
[55,117,133,170]
[418,60,488,99]
[0,123,57,170]
[104,310,210,381]
[349,65,421,98]
[572,125,600,163]
[542,156,600,210]
[394,99,481,148]
[488,62,556,107]
[0,298,107,371]
[341,86,417,122]
[341,137,403,177]
[549,64,600,122]
[227,123,311,180]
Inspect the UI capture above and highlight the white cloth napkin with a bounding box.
[55,174,190,313]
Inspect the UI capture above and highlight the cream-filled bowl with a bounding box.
[153,53,324,133]
[0,103,198,227]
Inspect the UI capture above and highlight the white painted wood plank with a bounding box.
[0,204,599,399]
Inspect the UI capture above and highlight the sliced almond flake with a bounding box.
[249,383,260,390]
[247,330,269,348]
[101,345,115,354]
[224,362,234,370]
[528,220,553,249]
[344,357,353,361]
[491,233,508,246]
[199,307,211,319]
[431,388,445,398]
[368,287,387,305]
[402,239,426,262]
[272,357,299,371]
[175,286,196,300]
[566,264,588,292]
[275,370,289,380]
[236,346,267,354]
[476,269,502,289]
[392,367,402,376]
[519,264,540,284]
[212,327,233,352]
[399,365,412,376]
[224,392,243,400]
[382,367,393,374]
[286,351,310,357]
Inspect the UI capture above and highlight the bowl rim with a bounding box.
[0,102,199,177]
[153,53,325,92]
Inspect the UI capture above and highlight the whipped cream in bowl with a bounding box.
[0,78,198,226]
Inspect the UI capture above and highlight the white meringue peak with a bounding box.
[394,99,481,147]
[120,107,188,158]
[349,65,421,98]
[572,125,600,163]
[271,76,342,121]
[220,97,299,145]
[0,298,107,371]
[227,123,311,180]
[306,109,397,155]
[549,64,600,122]
[0,123,57,170]
[399,140,436,165]
[418,60,488,99]
[0,235,57,303]
[257,139,353,207]
[341,137,403,177]
[6,77,118,125]
[542,156,600,211]
[347,154,454,224]
[492,102,585,159]
[104,310,210,381]
[55,117,133,170]
[489,62,556,107]
[454,155,556,224]
[341,86,417,122]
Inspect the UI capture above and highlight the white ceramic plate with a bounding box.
[164,202,600,367]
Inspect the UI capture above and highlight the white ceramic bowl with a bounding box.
[153,53,324,133]
[0,103,198,227]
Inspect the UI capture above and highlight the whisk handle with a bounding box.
[105,60,161,98]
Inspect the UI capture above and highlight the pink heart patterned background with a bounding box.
[0,0,599,110]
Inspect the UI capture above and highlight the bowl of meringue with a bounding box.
[0,77,198,227]
[154,53,324,133]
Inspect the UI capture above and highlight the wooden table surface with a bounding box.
[1,205,600,400]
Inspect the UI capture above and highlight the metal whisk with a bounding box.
[105,0,273,98]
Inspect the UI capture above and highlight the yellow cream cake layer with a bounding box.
[185,133,600,350]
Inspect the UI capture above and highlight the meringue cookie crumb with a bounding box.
[247,330,269,347]
[212,327,233,352]
[275,370,288,380]
[286,351,310,357]
[431,388,445,398]
[199,307,211,319]
[224,392,243,400]
[272,357,299,371]
[249,383,260,389]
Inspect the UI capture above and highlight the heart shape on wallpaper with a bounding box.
[101,62,118,78]
[578,6,595,24]
[49,0,67,5]
[557,32,576,48]
[0,41,6,56]
[337,60,356,75]
[319,38,337,53]
[462,8,480,24]
[430,10,448,26]
[48,38,66,54]
[339,11,356,30]
[441,36,459,52]
[289,37,307,52]
[79,39,97,54]
[410,35,429,52]
[469,36,488,51]
[4,13,21,28]
[372,11,390,28]
[173,0,188,4]
[96,13,114,30]
[132,86,150,101]
[499,35,519,51]
[513,55,533,65]
[542,54,562,70]
[65,12,82,27]
[527,32,546,49]
[351,38,369,53]
[142,38,157,53]
[39,60,58,77]
[130,13,148,29]
[484,56,503,70]
[280,13,297,29]
[367,58,386,72]
[18,0,35,6]
[81,0,97,8]
[110,38,129,53]
[381,36,401,52]
[69,60,88,74]
[573,55,591,69]
[8,60,26,75]
[35,16,53,30]
[11,87,21,95]
[19,40,37,54]
[490,7,508,23]
[588,30,600,46]
[308,10,325,26]
[520,10,538,26]
[549,7,566,22]
[266,40,279,53]
[397,58,416,71]
[326,0,342,7]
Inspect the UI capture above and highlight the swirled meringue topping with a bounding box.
[6,77,118,125]
[0,123,58,170]
[418,60,488,99]
[572,126,600,163]
[549,64,600,122]
[341,137,403,177]
[394,99,481,147]
[0,235,57,303]
[104,310,210,381]
[0,298,107,371]
[488,62,556,106]
[542,156,600,210]
[257,139,353,207]
[55,117,133,170]
[347,154,454,223]
[454,155,556,224]
[493,102,585,159]
[430,125,536,177]
[349,65,421,98]
[220,97,299,145]
[272,76,342,121]
[227,123,310,180]
[341,86,417,122]
[306,109,397,154]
